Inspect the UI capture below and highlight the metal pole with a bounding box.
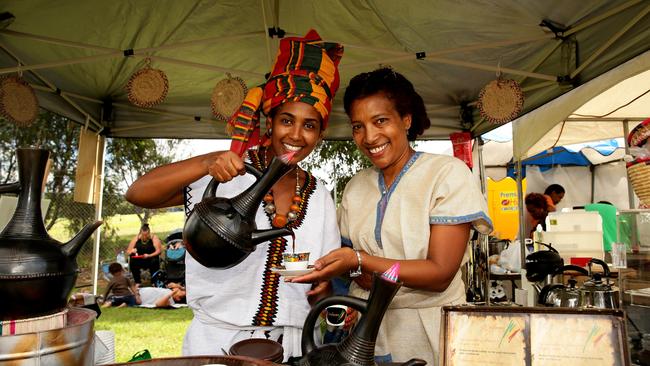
[91,135,107,295]
[476,137,490,305]
[623,120,636,210]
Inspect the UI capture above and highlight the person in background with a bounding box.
[135,282,187,308]
[126,223,163,285]
[543,184,565,212]
[102,262,137,308]
[290,68,492,364]
[524,193,549,239]
[585,201,617,253]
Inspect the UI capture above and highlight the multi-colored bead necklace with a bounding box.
[263,166,302,228]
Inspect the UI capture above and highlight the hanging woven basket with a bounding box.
[0,75,39,126]
[477,78,524,125]
[126,60,169,108]
[627,158,650,206]
[628,117,650,148]
[211,74,247,121]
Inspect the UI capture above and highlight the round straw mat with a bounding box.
[477,78,524,124]
[126,67,169,108]
[628,118,650,147]
[627,160,650,205]
[211,76,247,121]
[0,76,38,126]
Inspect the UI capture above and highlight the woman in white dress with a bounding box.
[126,30,344,360]
[290,68,493,365]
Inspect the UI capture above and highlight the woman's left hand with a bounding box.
[288,247,357,283]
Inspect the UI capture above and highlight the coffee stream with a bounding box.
[290,230,296,254]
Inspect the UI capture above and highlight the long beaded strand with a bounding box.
[263,167,302,228]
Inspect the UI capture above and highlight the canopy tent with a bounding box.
[513,51,650,159]
[482,139,630,208]
[1,0,650,141]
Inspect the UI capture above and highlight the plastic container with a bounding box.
[546,211,602,232]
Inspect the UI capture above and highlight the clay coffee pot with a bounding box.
[300,272,427,366]
[0,148,102,320]
[183,155,294,268]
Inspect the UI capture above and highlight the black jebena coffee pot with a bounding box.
[183,156,294,268]
[300,273,427,366]
[0,148,102,320]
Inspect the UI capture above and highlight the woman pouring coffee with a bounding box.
[126,30,343,360]
[290,68,493,365]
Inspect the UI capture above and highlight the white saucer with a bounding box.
[271,265,315,278]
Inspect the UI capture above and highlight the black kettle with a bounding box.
[525,242,564,283]
[183,156,293,268]
[299,273,426,366]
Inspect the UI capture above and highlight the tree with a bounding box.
[1,112,81,230]
[106,138,183,223]
[301,140,372,203]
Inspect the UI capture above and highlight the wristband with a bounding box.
[349,249,362,278]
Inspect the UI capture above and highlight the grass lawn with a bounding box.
[49,211,185,243]
[95,306,193,362]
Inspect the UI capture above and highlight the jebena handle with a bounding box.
[202,162,264,200]
[301,295,368,355]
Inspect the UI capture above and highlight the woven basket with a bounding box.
[628,117,650,147]
[627,159,650,206]
[0,308,68,336]
[477,78,524,125]
[126,62,169,108]
[0,75,39,126]
[211,75,247,121]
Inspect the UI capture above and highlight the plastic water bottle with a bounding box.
[117,250,126,266]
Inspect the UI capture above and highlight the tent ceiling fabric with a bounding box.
[513,50,650,159]
[1,0,649,140]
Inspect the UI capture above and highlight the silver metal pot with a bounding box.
[538,265,588,308]
[578,258,620,309]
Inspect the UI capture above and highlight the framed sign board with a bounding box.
[440,306,629,366]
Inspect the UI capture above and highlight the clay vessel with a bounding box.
[183,157,293,268]
[0,148,102,320]
[299,273,427,366]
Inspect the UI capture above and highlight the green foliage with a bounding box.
[106,138,181,224]
[301,140,371,203]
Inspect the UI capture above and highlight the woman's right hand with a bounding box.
[204,151,246,183]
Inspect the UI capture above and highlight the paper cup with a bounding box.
[326,305,348,327]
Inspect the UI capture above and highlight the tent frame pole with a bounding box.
[476,137,490,305]
[570,3,650,79]
[623,120,636,209]
[563,0,643,37]
[0,44,104,131]
[91,134,106,295]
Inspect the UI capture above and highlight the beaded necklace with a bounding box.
[261,152,302,228]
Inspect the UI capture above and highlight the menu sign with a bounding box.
[530,313,622,366]
[445,313,527,365]
[442,307,626,366]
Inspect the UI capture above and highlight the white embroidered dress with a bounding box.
[338,152,492,365]
[182,169,340,359]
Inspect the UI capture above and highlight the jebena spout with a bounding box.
[62,221,103,259]
[251,227,293,245]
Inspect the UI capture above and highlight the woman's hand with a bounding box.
[343,308,358,330]
[288,247,357,283]
[205,151,246,183]
[306,281,331,305]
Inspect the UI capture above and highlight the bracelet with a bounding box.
[349,249,362,278]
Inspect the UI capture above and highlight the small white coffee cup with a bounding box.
[283,252,310,270]
[326,305,348,327]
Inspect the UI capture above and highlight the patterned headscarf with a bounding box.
[228,29,344,156]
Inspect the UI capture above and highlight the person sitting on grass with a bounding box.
[102,262,137,308]
[135,282,187,308]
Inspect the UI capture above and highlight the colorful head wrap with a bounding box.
[228,29,344,156]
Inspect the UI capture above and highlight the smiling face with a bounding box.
[267,101,323,163]
[349,92,413,173]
